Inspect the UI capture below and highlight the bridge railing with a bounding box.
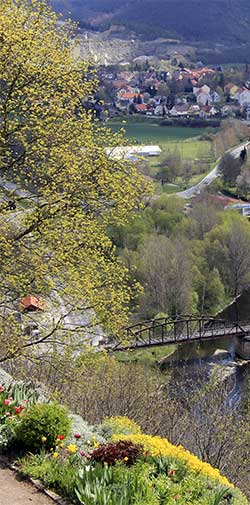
[108,316,250,351]
[126,316,224,346]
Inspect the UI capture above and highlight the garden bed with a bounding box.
[0,381,248,504]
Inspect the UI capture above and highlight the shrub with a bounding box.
[98,416,141,438]
[15,402,71,451]
[91,439,144,466]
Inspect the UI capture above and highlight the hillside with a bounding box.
[51,0,250,44]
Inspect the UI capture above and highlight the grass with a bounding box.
[115,344,177,367]
[166,139,212,159]
[162,183,180,194]
[108,119,216,192]
[108,120,207,146]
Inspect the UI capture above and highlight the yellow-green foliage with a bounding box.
[112,432,232,488]
[101,416,142,435]
[0,0,150,362]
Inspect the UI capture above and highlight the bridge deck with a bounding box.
[108,316,250,352]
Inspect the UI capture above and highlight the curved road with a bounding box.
[176,141,250,199]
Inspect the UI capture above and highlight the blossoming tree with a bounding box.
[0,0,148,363]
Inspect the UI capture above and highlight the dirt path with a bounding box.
[0,458,54,505]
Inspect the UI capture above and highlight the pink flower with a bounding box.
[6,412,11,417]
[0,385,5,392]
[4,399,11,406]
[80,450,87,457]
[74,433,82,439]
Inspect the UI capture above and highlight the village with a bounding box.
[96,60,250,121]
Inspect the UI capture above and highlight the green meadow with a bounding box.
[108,120,215,193]
[108,120,213,160]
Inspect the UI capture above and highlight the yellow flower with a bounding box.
[123,456,129,462]
[53,452,59,459]
[112,434,233,488]
[41,436,47,444]
[67,444,78,454]
[93,442,99,449]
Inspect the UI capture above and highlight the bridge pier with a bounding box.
[235,335,250,360]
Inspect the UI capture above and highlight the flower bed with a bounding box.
[0,384,247,504]
[111,433,232,487]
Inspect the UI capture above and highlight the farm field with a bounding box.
[108,120,214,160]
[108,120,215,193]
[109,120,206,145]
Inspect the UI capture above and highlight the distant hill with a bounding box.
[51,0,250,44]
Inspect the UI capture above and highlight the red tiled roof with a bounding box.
[136,103,148,110]
[120,92,138,99]
[20,295,45,311]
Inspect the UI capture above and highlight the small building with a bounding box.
[225,203,250,218]
[135,103,148,113]
[20,295,45,312]
[105,145,162,160]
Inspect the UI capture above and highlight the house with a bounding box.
[196,90,212,106]
[135,103,148,113]
[193,84,211,96]
[188,104,200,116]
[154,104,168,116]
[20,295,45,312]
[238,89,250,107]
[169,104,190,116]
[118,92,138,103]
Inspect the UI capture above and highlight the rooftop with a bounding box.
[20,295,45,312]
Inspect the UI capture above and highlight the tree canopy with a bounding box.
[0,0,148,361]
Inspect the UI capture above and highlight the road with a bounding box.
[176,141,250,199]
